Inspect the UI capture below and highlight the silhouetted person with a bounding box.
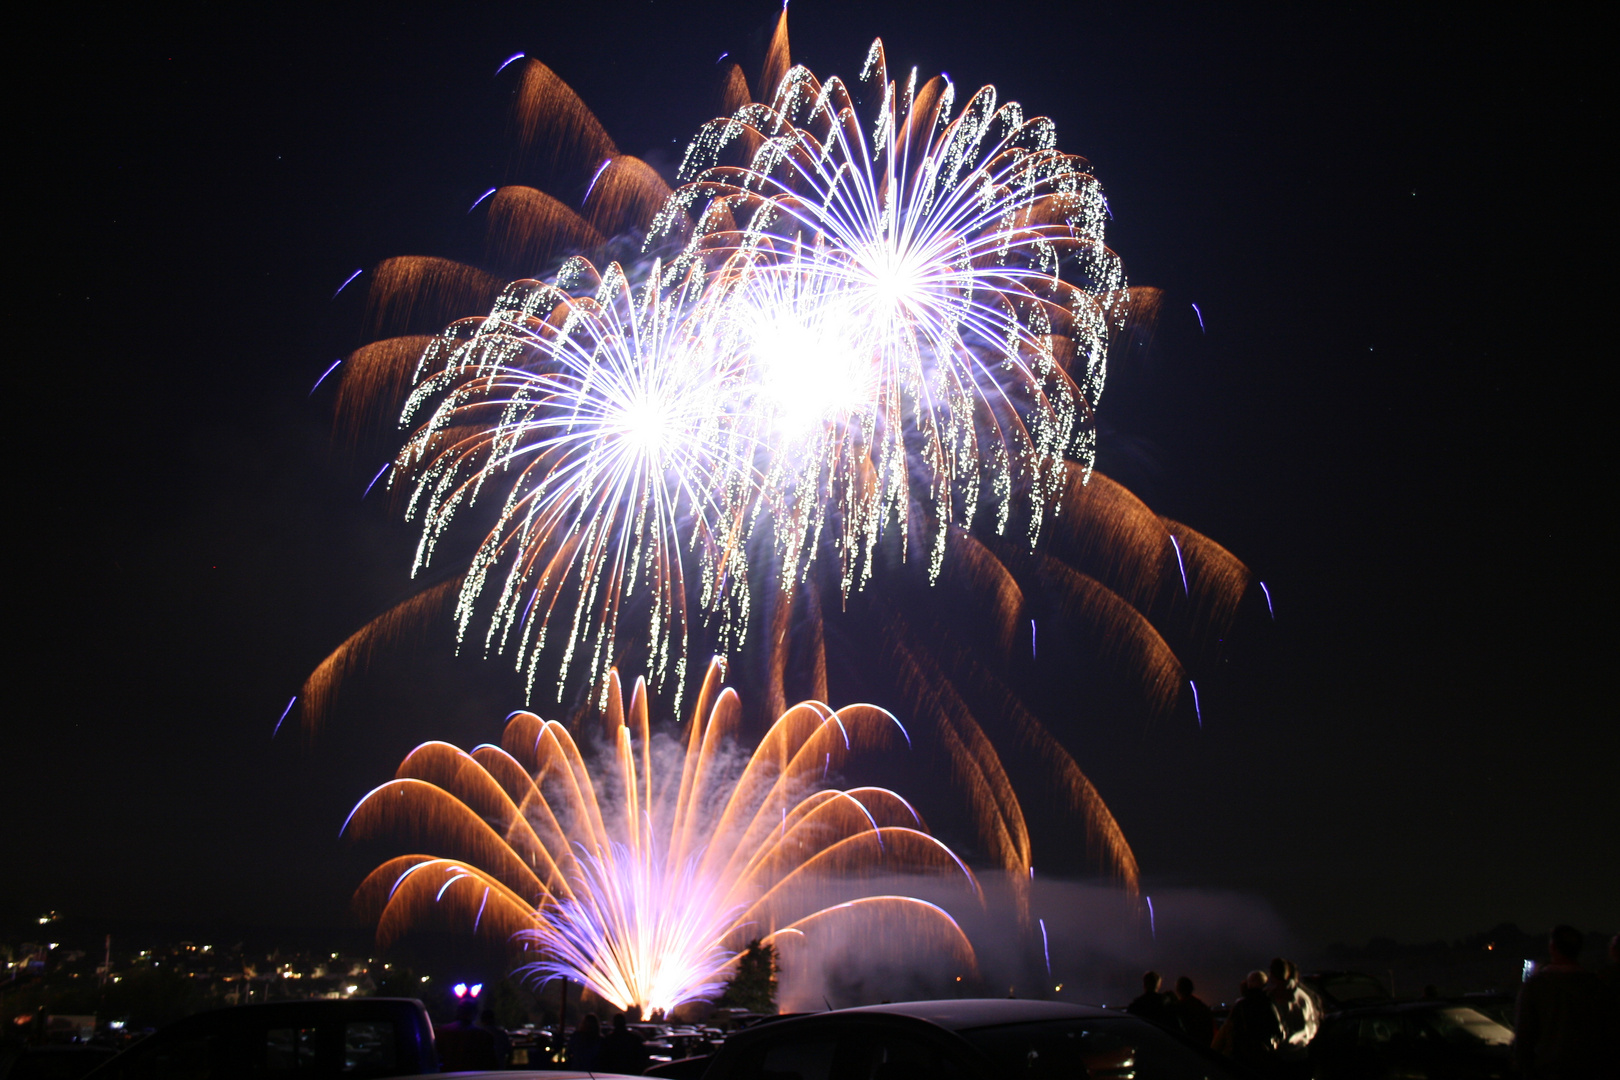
[1174,976,1216,1046]
[1126,970,1177,1029]
[598,1011,649,1074]
[436,1000,498,1071]
[478,1008,510,1068]
[1514,925,1614,1079]
[565,1013,603,1069]
[1265,956,1318,1079]
[1601,934,1620,993]
[1215,971,1285,1075]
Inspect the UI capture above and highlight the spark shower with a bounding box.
[346,663,978,1014]
[391,31,1126,711]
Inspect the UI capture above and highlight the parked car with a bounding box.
[635,1022,726,1068]
[0,1045,118,1080]
[697,998,1256,1079]
[1453,991,1514,1030]
[1310,1001,1513,1080]
[1300,972,1394,1011]
[82,999,438,1079]
[504,1023,560,1067]
[645,1055,714,1079]
[79,997,649,1079]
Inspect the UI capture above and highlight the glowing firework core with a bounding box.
[751,302,874,437]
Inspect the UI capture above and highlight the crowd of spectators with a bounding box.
[1130,926,1618,1080]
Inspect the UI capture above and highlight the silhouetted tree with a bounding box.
[718,941,777,1014]
[483,976,536,1028]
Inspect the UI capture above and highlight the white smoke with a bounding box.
[777,872,1295,1011]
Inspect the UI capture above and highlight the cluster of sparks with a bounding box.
[344,662,978,1014]
[392,37,1128,706]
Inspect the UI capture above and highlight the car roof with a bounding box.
[826,999,1118,1031]
[415,1073,644,1079]
[159,997,428,1030]
[1337,1000,1489,1015]
[415,1073,645,1079]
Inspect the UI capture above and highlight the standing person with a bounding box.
[1126,971,1177,1029]
[1267,956,1320,1078]
[1214,971,1285,1076]
[1600,934,1620,994]
[478,1008,511,1068]
[436,1000,498,1071]
[1514,925,1612,1079]
[565,1013,603,1069]
[598,1011,650,1074]
[1173,976,1217,1046]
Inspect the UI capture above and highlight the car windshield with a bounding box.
[961,1016,1243,1080]
[1419,1007,1513,1047]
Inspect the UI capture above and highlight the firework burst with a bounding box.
[345,662,978,1014]
[312,11,1258,912]
[381,32,1134,706]
[657,36,1127,590]
[391,254,762,706]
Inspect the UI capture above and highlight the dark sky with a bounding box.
[13,2,1612,949]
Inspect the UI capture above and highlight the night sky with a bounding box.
[13,2,1612,950]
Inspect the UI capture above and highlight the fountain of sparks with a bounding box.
[344,660,979,1015]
